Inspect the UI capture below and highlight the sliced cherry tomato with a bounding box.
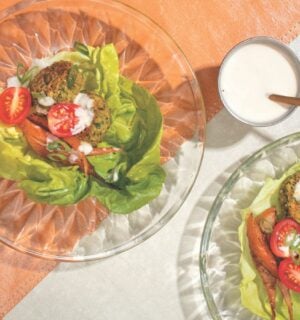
[270,218,300,258]
[278,258,300,293]
[48,103,79,138]
[0,87,31,124]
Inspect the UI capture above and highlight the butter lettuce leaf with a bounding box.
[84,44,165,213]
[89,78,165,213]
[0,124,89,204]
[239,162,300,319]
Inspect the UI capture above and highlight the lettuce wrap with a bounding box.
[0,43,166,214]
[239,162,300,319]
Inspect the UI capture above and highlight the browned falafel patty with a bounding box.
[279,171,300,222]
[29,61,84,105]
[76,93,111,146]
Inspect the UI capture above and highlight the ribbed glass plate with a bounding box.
[200,131,300,319]
[0,0,205,261]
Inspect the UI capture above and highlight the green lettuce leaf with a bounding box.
[239,162,300,319]
[0,124,89,204]
[85,44,137,146]
[82,43,166,213]
[0,43,166,213]
[89,78,166,213]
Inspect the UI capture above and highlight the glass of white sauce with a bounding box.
[218,37,300,126]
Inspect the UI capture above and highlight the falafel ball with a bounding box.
[29,61,84,105]
[77,93,111,147]
[279,171,300,222]
[29,61,111,146]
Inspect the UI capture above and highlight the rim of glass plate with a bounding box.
[0,0,206,262]
[199,131,300,320]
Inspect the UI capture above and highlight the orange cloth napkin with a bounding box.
[0,246,56,318]
[121,0,300,120]
[0,0,299,317]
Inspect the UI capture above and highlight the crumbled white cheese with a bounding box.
[35,106,49,115]
[278,232,297,256]
[71,93,95,135]
[73,93,94,110]
[38,96,56,107]
[7,76,21,88]
[46,134,58,145]
[68,151,80,164]
[279,245,290,256]
[87,98,94,110]
[31,57,53,69]
[294,181,300,202]
[78,141,93,155]
[112,170,119,182]
[71,107,94,135]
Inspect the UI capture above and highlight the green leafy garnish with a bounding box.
[17,63,39,85]
[74,41,89,56]
[31,91,46,99]
[46,140,71,153]
[67,64,79,89]
[47,153,68,162]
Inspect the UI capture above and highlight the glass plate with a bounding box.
[200,131,300,319]
[0,0,205,261]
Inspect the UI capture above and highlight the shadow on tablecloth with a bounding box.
[176,159,244,320]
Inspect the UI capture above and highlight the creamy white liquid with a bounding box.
[220,42,299,125]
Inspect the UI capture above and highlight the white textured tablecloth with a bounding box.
[5,37,300,320]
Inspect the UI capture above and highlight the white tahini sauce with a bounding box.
[219,42,299,125]
[74,93,94,110]
[38,96,56,107]
[71,107,94,135]
[46,133,58,145]
[78,141,93,155]
[7,76,21,88]
[68,150,80,164]
[71,93,95,135]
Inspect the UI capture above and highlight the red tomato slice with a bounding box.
[270,218,300,258]
[278,258,300,293]
[0,87,31,124]
[48,103,79,138]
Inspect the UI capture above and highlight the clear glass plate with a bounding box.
[0,0,205,261]
[200,131,300,319]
